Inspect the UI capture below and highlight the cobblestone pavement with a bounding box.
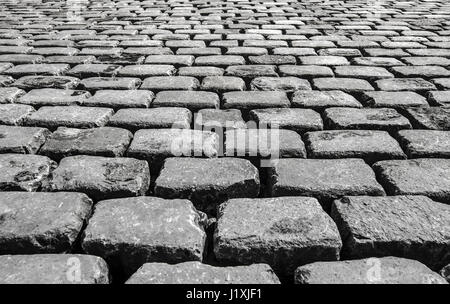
[0,0,449,284]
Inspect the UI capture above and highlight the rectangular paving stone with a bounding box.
[117,64,176,77]
[334,66,394,80]
[225,65,278,78]
[13,76,81,90]
[0,87,25,103]
[392,66,450,78]
[68,64,121,77]
[154,157,260,214]
[195,109,246,130]
[0,254,109,284]
[40,127,132,160]
[313,78,374,93]
[83,90,153,109]
[214,197,342,276]
[0,104,35,126]
[268,159,385,208]
[373,159,450,202]
[17,89,91,107]
[305,130,406,162]
[144,55,194,66]
[0,192,92,254]
[279,65,334,78]
[43,155,150,201]
[0,125,49,154]
[178,66,224,77]
[140,76,199,91]
[153,91,219,109]
[376,78,437,92]
[405,107,450,130]
[291,90,362,109]
[361,91,429,109]
[82,197,206,277]
[126,262,280,284]
[324,107,412,131]
[194,55,245,66]
[397,130,450,158]
[331,195,450,270]
[3,64,69,76]
[24,106,113,129]
[295,257,447,284]
[249,108,323,133]
[223,91,290,110]
[299,55,349,66]
[127,129,219,163]
[80,77,141,90]
[225,129,306,158]
[250,77,311,92]
[200,76,246,92]
[0,154,56,191]
[108,107,192,131]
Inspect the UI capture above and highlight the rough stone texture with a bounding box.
[0,125,49,154]
[17,89,91,107]
[195,109,246,130]
[0,254,110,284]
[292,90,362,109]
[404,107,450,130]
[214,197,342,276]
[82,197,206,277]
[127,129,219,162]
[153,91,219,109]
[305,130,406,162]
[295,257,447,284]
[40,127,133,160]
[0,154,56,191]
[83,90,154,109]
[108,107,192,131]
[361,91,429,109]
[324,108,412,131]
[397,130,450,158]
[24,106,113,129]
[225,129,306,158]
[249,108,323,133]
[154,158,260,214]
[0,192,92,254]
[441,264,450,283]
[0,104,35,126]
[331,195,450,270]
[126,262,280,284]
[373,159,450,202]
[43,155,150,201]
[223,91,290,110]
[269,159,385,207]
[250,77,311,92]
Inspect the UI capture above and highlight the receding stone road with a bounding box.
[0,0,449,284]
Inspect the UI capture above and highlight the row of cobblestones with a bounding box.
[0,0,449,284]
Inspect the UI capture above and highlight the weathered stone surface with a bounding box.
[0,254,110,284]
[80,77,141,90]
[24,106,113,129]
[376,78,437,92]
[0,192,92,253]
[324,107,412,131]
[279,65,334,78]
[331,195,450,270]
[0,154,55,191]
[427,91,450,106]
[225,65,278,78]
[126,262,280,284]
[334,66,394,80]
[397,130,450,158]
[108,107,192,131]
[223,92,290,110]
[40,127,132,160]
[3,64,69,77]
[13,76,80,90]
[17,89,90,106]
[292,90,362,109]
[225,129,306,158]
[269,159,385,206]
[441,264,450,283]
[68,64,121,77]
[0,125,49,154]
[128,129,219,162]
[305,130,406,162]
[361,91,429,108]
[43,155,150,200]
[214,197,342,275]
[295,257,447,284]
[195,109,246,130]
[200,76,246,92]
[153,91,219,109]
[373,159,450,202]
[0,87,25,103]
[84,90,153,109]
[117,65,176,77]
[82,197,206,276]
[250,77,311,92]
[140,76,199,91]
[313,78,374,93]
[154,157,260,213]
[404,107,450,130]
[249,108,323,133]
[0,104,35,126]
